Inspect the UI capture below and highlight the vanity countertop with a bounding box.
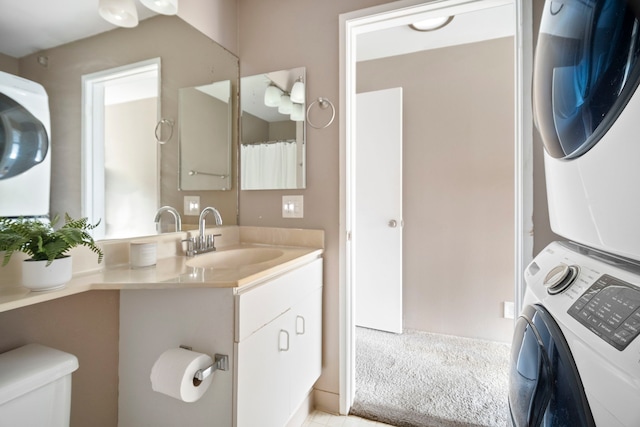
[0,226,324,314]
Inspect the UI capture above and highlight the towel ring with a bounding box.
[155,119,174,144]
[306,97,335,129]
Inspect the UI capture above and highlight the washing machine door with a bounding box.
[0,93,49,180]
[534,0,640,159]
[508,304,595,427]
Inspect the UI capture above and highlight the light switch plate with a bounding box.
[503,301,515,319]
[184,196,200,215]
[282,195,304,218]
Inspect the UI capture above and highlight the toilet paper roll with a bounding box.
[150,348,214,403]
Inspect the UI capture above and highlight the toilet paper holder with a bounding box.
[180,345,228,385]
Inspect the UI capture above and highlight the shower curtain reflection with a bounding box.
[241,140,298,189]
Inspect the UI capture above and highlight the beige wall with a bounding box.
[0,292,120,427]
[14,15,239,227]
[179,87,232,191]
[178,0,239,54]
[242,111,269,143]
[0,53,18,75]
[357,37,515,343]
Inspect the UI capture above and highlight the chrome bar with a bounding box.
[188,170,227,178]
[194,354,229,383]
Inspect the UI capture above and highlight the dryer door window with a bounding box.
[534,0,640,159]
[508,304,596,427]
[0,93,49,180]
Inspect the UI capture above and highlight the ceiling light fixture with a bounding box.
[409,16,454,32]
[98,0,139,28]
[140,0,178,15]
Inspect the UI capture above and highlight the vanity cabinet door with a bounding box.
[288,286,323,414]
[235,310,291,427]
[234,258,323,427]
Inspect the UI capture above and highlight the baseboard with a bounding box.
[286,390,315,427]
[313,388,341,415]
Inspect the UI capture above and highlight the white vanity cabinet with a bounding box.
[118,256,323,427]
[235,258,323,427]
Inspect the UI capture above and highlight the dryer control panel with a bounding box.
[568,274,640,351]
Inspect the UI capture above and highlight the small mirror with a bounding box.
[240,67,306,190]
[179,80,232,191]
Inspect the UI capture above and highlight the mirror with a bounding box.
[0,13,240,236]
[179,80,232,191]
[240,67,306,190]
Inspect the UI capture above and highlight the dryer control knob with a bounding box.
[544,264,579,295]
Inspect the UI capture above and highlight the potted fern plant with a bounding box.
[0,214,103,291]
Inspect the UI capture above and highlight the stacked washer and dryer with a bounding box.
[509,0,640,426]
[0,70,51,219]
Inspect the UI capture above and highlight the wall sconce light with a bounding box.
[98,0,139,28]
[278,94,293,114]
[264,85,283,107]
[290,77,305,104]
[140,0,178,15]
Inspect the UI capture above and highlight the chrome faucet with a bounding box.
[183,207,223,257]
[154,206,182,232]
[199,206,223,234]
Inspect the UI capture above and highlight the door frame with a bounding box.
[338,0,533,414]
[81,58,161,239]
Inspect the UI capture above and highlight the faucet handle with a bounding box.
[182,238,195,257]
[206,233,222,250]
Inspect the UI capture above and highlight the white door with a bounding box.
[355,87,403,334]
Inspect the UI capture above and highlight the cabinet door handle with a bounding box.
[279,330,290,351]
[296,315,306,335]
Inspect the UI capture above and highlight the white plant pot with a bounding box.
[21,256,72,291]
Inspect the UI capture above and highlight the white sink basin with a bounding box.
[185,247,285,269]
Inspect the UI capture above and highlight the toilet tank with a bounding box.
[0,344,79,427]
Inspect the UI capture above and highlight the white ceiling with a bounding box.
[0,0,156,58]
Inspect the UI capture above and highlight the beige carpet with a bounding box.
[350,327,510,427]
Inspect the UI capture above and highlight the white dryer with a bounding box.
[510,241,640,427]
[534,0,640,262]
[0,70,51,218]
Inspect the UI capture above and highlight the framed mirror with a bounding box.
[179,80,232,191]
[240,67,306,190]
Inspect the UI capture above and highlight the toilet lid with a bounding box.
[0,344,78,405]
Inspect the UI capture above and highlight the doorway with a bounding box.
[82,58,160,240]
[339,0,533,416]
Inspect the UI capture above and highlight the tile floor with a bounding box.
[303,410,394,427]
